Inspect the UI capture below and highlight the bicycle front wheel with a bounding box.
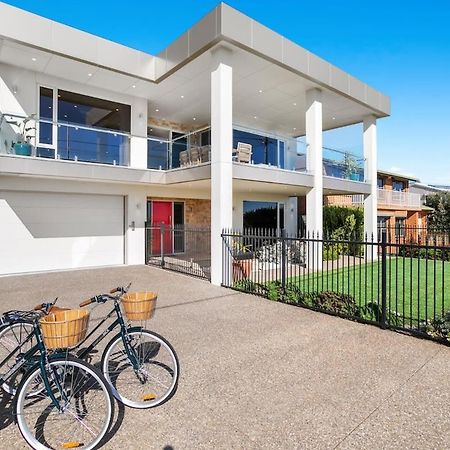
[102,328,179,409]
[15,355,114,450]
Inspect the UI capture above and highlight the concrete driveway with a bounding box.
[0,265,449,449]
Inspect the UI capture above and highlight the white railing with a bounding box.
[377,188,421,208]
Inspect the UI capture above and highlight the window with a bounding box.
[38,87,131,165]
[395,218,406,237]
[173,202,185,253]
[171,132,187,169]
[200,129,211,146]
[57,90,130,132]
[393,180,405,191]
[377,177,384,188]
[148,127,170,170]
[243,201,284,232]
[37,87,56,158]
[377,216,388,240]
[233,129,279,166]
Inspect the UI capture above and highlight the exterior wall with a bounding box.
[324,195,354,206]
[0,175,211,275]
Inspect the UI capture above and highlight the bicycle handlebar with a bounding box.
[79,298,95,307]
[79,284,131,308]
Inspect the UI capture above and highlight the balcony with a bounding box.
[377,189,421,209]
[0,113,130,166]
[327,189,422,209]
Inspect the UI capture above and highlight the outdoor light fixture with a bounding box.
[12,86,18,94]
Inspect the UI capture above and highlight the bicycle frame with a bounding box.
[0,292,141,397]
[70,300,140,370]
[0,321,68,410]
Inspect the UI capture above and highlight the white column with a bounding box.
[305,88,323,271]
[363,115,378,256]
[125,191,147,265]
[305,88,323,236]
[129,97,148,169]
[210,61,233,286]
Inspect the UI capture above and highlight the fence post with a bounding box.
[380,231,387,329]
[281,229,287,297]
[160,224,165,268]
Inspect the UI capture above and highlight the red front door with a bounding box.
[151,201,173,256]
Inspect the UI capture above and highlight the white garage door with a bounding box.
[0,191,124,274]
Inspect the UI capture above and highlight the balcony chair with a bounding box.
[200,145,210,163]
[189,146,201,165]
[233,142,252,163]
[179,150,189,167]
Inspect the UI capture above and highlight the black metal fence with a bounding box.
[222,228,450,345]
[146,225,211,279]
[379,226,450,247]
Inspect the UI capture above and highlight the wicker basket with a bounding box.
[39,309,90,349]
[122,292,157,321]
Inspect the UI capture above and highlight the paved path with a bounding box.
[0,265,449,449]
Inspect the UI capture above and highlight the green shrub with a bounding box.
[323,205,364,239]
[311,291,361,317]
[420,311,450,340]
[361,302,403,326]
[233,279,260,294]
[266,280,282,301]
[398,246,450,261]
[323,244,342,260]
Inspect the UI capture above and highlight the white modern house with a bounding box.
[0,2,389,284]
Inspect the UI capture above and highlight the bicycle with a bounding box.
[0,310,114,450]
[0,285,180,409]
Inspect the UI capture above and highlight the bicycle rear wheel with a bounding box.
[15,355,113,450]
[0,321,35,395]
[102,328,179,409]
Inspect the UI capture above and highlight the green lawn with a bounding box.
[291,257,450,327]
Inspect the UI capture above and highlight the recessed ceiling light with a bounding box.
[293,102,297,106]
[31,57,37,62]
[155,109,159,112]
[115,108,119,112]
[332,117,336,120]
[293,127,297,131]
[253,116,257,119]
[193,117,196,121]
[258,89,263,93]
[88,73,92,77]
[74,105,78,108]
[181,95,185,99]
[132,85,136,88]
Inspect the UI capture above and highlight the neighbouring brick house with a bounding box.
[322,170,432,239]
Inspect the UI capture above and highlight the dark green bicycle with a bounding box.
[0,285,179,410]
[0,310,114,450]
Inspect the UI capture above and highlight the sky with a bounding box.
[3,0,450,184]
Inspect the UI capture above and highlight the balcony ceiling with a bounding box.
[0,38,376,137]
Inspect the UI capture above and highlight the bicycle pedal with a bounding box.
[62,442,84,448]
[143,393,157,401]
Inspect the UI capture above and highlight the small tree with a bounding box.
[425,193,450,230]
